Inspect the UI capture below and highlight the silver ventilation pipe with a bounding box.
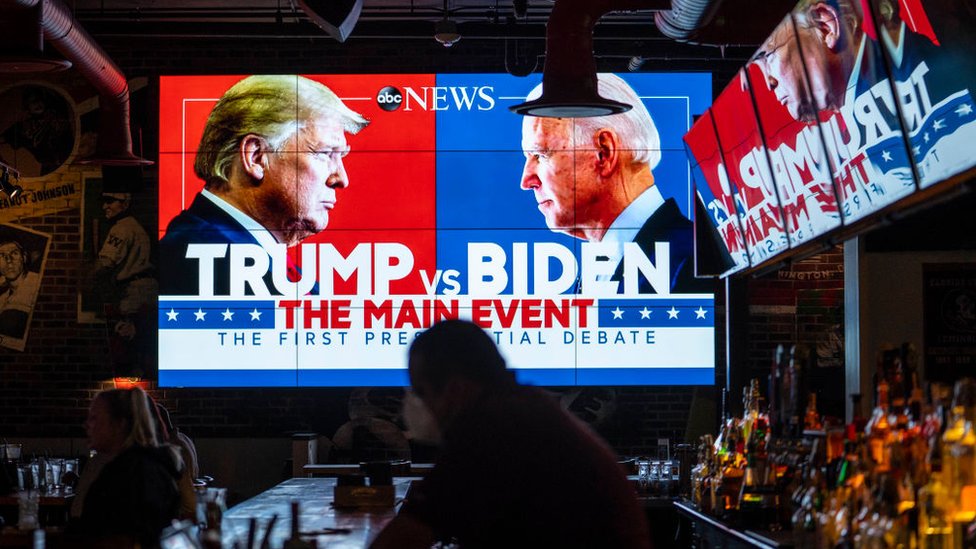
[654,0,724,42]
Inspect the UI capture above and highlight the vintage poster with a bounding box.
[0,223,51,351]
[923,263,976,383]
[156,73,717,387]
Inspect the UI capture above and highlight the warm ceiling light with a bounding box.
[113,377,149,390]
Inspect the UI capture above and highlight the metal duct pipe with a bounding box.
[654,0,724,42]
[0,0,150,165]
[509,0,669,117]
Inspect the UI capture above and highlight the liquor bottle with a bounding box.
[944,379,976,528]
[851,393,868,433]
[769,345,784,438]
[910,372,926,423]
[804,393,822,431]
[743,379,761,446]
[918,460,955,549]
[692,435,713,511]
[786,346,805,438]
[951,379,976,524]
[866,377,893,473]
[739,416,778,529]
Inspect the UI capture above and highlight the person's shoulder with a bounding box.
[160,195,238,247]
[633,197,691,244]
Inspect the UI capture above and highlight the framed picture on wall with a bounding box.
[923,263,976,383]
[78,175,106,323]
[0,223,51,351]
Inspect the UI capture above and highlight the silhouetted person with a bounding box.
[371,320,651,549]
[71,387,182,548]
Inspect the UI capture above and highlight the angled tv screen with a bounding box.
[685,0,976,277]
[157,73,716,387]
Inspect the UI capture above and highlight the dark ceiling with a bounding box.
[68,0,794,52]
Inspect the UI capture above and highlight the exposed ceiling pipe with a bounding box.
[654,0,724,42]
[0,0,151,166]
[509,0,670,117]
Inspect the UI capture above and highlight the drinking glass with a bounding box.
[16,465,31,491]
[49,458,64,492]
[636,458,651,492]
[63,458,79,475]
[196,487,227,530]
[29,461,41,491]
[649,461,662,495]
[17,490,39,530]
[1,443,22,461]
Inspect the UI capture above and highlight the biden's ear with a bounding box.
[240,134,269,183]
[595,128,620,178]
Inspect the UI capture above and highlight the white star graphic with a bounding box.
[166,309,179,321]
[194,308,207,321]
[249,308,263,321]
[913,146,921,156]
[667,306,679,319]
[923,132,930,143]
[611,307,624,319]
[639,307,652,319]
[933,118,945,131]
[222,308,235,321]
[695,307,707,319]
[957,103,973,116]
[881,150,892,162]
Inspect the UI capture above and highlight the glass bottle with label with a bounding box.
[867,378,893,473]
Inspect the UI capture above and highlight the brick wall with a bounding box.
[738,247,847,420]
[0,33,798,457]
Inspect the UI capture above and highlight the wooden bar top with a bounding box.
[222,477,414,548]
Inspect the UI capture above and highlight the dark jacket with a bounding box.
[76,445,182,548]
[158,192,266,296]
[611,197,714,294]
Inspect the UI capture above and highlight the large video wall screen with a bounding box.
[158,73,715,387]
[686,0,976,275]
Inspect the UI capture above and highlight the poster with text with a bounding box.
[157,73,716,387]
[923,263,976,383]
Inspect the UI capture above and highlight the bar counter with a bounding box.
[221,477,413,548]
[673,499,794,548]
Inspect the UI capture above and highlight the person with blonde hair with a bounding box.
[160,74,369,296]
[71,387,182,547]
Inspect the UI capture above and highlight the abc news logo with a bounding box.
[375,85,496,112]
[376,86,403,111]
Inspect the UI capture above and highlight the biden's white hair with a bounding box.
[525,73,661,170]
